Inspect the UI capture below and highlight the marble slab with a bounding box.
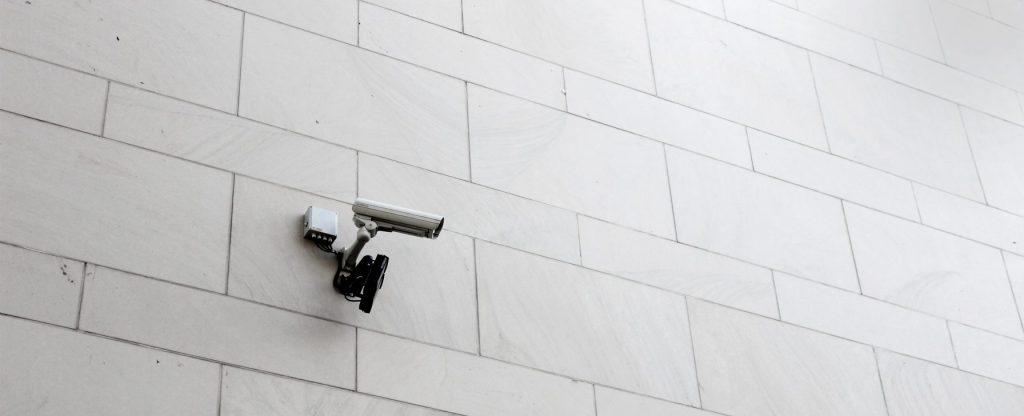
[845,203,1023,338]
[105,84,357,202]
[0,0,242,111]
[80,267,357,388]
[0,50,106,134]
[812,54,985,201]
[878,350,1024,416]
[0,113,232,292]
[689,299,888,416]
[0,316,220,416]
[646,0,827,150]
[667,147,858,291]
[0,244,83,328]
[469,86,676,239]
[477,242,700,404]
[239,15,469,179]
[357,330,595,416]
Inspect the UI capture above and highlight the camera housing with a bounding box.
[353,198,444,239]
[302,200,444,314]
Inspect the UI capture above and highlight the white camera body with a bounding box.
[352,198,444,239]
[302,199,444,314]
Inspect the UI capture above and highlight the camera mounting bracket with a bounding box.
[303,201,443,314]
[337,220,378,275]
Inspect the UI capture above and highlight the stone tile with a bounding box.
[666,147,859,291]
[932,1,1024,92]
[689,299,888,416]
[845,203,1023,338]
[463,0,653,91]
[579,217,777,317]
[359,3,564,109]
[749,129,919,221]
[104,85,356,202]
[989,0,1024,29]
[0,50,106,134]
[798,0,944,60]
[469,86,675,239]
[962,108,1024,216]
[564,70,750,168]
[914,184,1024,256]
[945,0,992,15]
[0,0,242,112]
[1007,253,1024,334]
[950,323,1024,387]
[0,244,82,328]
[213,0,356,42]
[0,316,220,416]
[79,267,356,388]
[357,330,595,416]
[775,273,956,365]
[724,0,881,72]
[812,55,985,201]
[0,113,232,292]
[358,154,581,263]
[367,0,463,30]
[670,0,726,17]
[240,16,469,179]
[477,242,699,404]
[646,0,827,149]
[221,367,451,416]
[877,43,1024,124]
[595,386,715,416]
[227,178,478,353]
[878,350,1024,416]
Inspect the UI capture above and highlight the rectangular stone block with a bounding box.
[79,267,356,388]
[358,330,594,416]
[0,113,232,291]
[0,316,220,416]
[0,0,242,111]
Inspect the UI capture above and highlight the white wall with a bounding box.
[2,0,1024,415]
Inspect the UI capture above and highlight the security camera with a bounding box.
[353,199,444,239]
[303,199,444,313]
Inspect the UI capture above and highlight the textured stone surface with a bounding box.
[105,84,357,202]
[0,113,233,292]
[477,242,700,404]
[358,331,594,416]
[463,0,654,91]
[813,54,984,201]
[0,244,83,328]
[4,1,1024,414]
[647,0,827,149]
[240,15,469,179]
[80,267,356,388]
[0,0,242,112]
[878,350,1024,416]
[690,299,888,416]
[579,216,777,317]
[775,273,956,365]
[667,147,858,291]
[0,316,220,416]
[0,50,107,134]
[359,3,565,109]
[469,86,675,239]
[845,203,1023,338]
[221,367,451,416]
